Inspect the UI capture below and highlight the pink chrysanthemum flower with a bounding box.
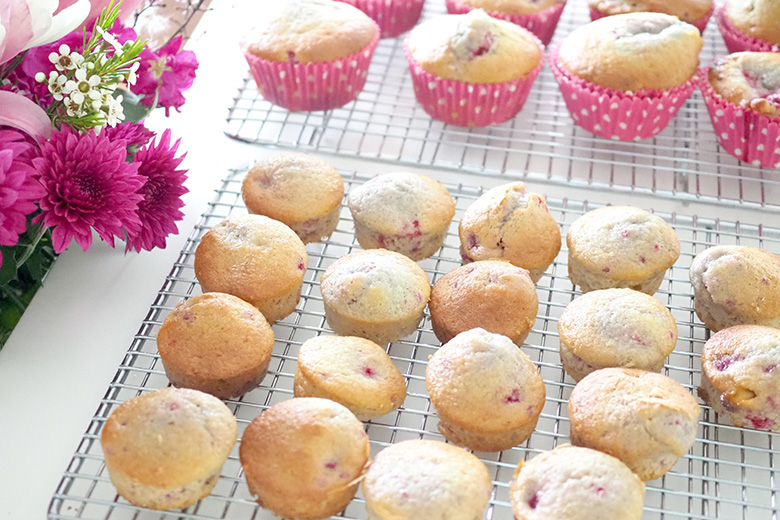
[125,129,188,253]
[103,121,155,151]
[0,129,45,267]
[32,126,145,253]
[132,36,199,116]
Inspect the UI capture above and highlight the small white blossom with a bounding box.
[102,94,125,127]
[126,62,140,85]
[64,95,88,117]
[44,71,69,101]
[48,44,84,72]
[96,26,122,53]
[64,67,102,106]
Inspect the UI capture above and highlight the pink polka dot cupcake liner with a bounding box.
[403,38,545,127]
[334,0,425,38]
[549,44,701,141]
[241,25,380,112]
[716,5,780,53]
[445,0,566,45]
[589,6,714,34]
[700,68,780,169]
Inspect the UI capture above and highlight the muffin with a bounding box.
[566,206,680,295]
[444,0,567,45]
[242,153,344,244]
[100,387,238,510]
[239,397,370,520]
[334,0,425,38]
[320,249,430,344]
[428,260,539,345]
[458,182,561,283]
[405,9,544,127]
[588,0,714,33]
[157,293,275,399]
[426,328,546,451]
[699,325,780,431]
[240,0,380,111]
[568,367,701,481]
[510,444,645,520]
[193,214,308,323]
[700,52,780,168]
[557,288,678,381]
[689,245,780,332]
[347,172,456,261]
[551,12,704,140]
[293,335,407,420]
[361,439,493,520]
[717,0,780,53]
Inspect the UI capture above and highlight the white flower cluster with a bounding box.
[34,44,137,126]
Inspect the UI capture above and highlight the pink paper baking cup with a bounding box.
[700,68,780,169]
[445,0,565,45]
[403,39,544,127]
[334,0,425,38]
[549,44,700,141]
[589,6,713,34]
[716,5,780,53]
[241,25,380,112]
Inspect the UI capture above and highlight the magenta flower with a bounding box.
[103,121,155,151]
[0,129,45,267]
[125,129,188,253]
[132,36,199,116]
[32,126,145,253]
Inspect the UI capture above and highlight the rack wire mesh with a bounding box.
[224,0,780,212]
[50,166,780,520]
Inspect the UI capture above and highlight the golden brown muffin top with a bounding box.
[460,0,564,16]
[726,0,780,45]
[559,12,703,92]
[588,0,713,25]
[708,52,780,118]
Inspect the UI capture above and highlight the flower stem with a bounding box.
[15,224,47,269]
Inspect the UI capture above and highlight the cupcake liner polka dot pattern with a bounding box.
[241,23,380,112]
[549,44,701,141]
[404,39,544,127]
[589,6,714,34]
[444,0,565,46]
[334,0,426,38]
[700,68,780,169]
[716,6,780,54]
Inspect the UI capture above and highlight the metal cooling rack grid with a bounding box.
[49,165,780,520]
[224,0,780,211]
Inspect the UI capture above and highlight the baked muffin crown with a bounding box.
[408,9,542,83]
[588,0,713,24]
[559,12,703,92]
[708,52,780,118]
[241,0,376,64]
[725,0,780,45]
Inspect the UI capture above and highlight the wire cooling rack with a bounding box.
[50,166,780,520]
[224,0,780,212]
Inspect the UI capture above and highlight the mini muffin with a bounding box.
[242,153,344,244]
[718,0,780,53]
[510,444,645,520]
[427,328,546,451]
[240,0,380,111]
[239,397,369,520]
[320,249,430,344]
[568,367,701,481]
[444,0,567,45]
[588,0,714,33]
[699,325,780,431]
[361,439,493,520]
[157,293,275,399]
[347,172,455,261]
[689,245,780,332]
[334,0,425,38]
[193,214,308,323]
[429,260,538,345]
[551,13,704,140]
[566,206,680,295]
[405,9,544,127]
[700,52,780,168]
[293,335,407,420]
[101,387,238,510]
[458,182,561,283]
[557,289,678,382]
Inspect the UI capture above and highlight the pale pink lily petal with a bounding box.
[24,0,90,50]
[0,90,53,142]
[0,1,34,65]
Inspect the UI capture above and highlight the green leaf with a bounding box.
[119,89,155,123]
[0,246,18,285]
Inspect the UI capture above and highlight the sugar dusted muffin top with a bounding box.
[559,12,703,92]
[725,0,780,46]
[588,0,713,25]
[458,0,563,16]
[708,52,780,118]
[241,0,377,64]
[408,9,542,83]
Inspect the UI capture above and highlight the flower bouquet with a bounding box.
[0,0,199,348]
